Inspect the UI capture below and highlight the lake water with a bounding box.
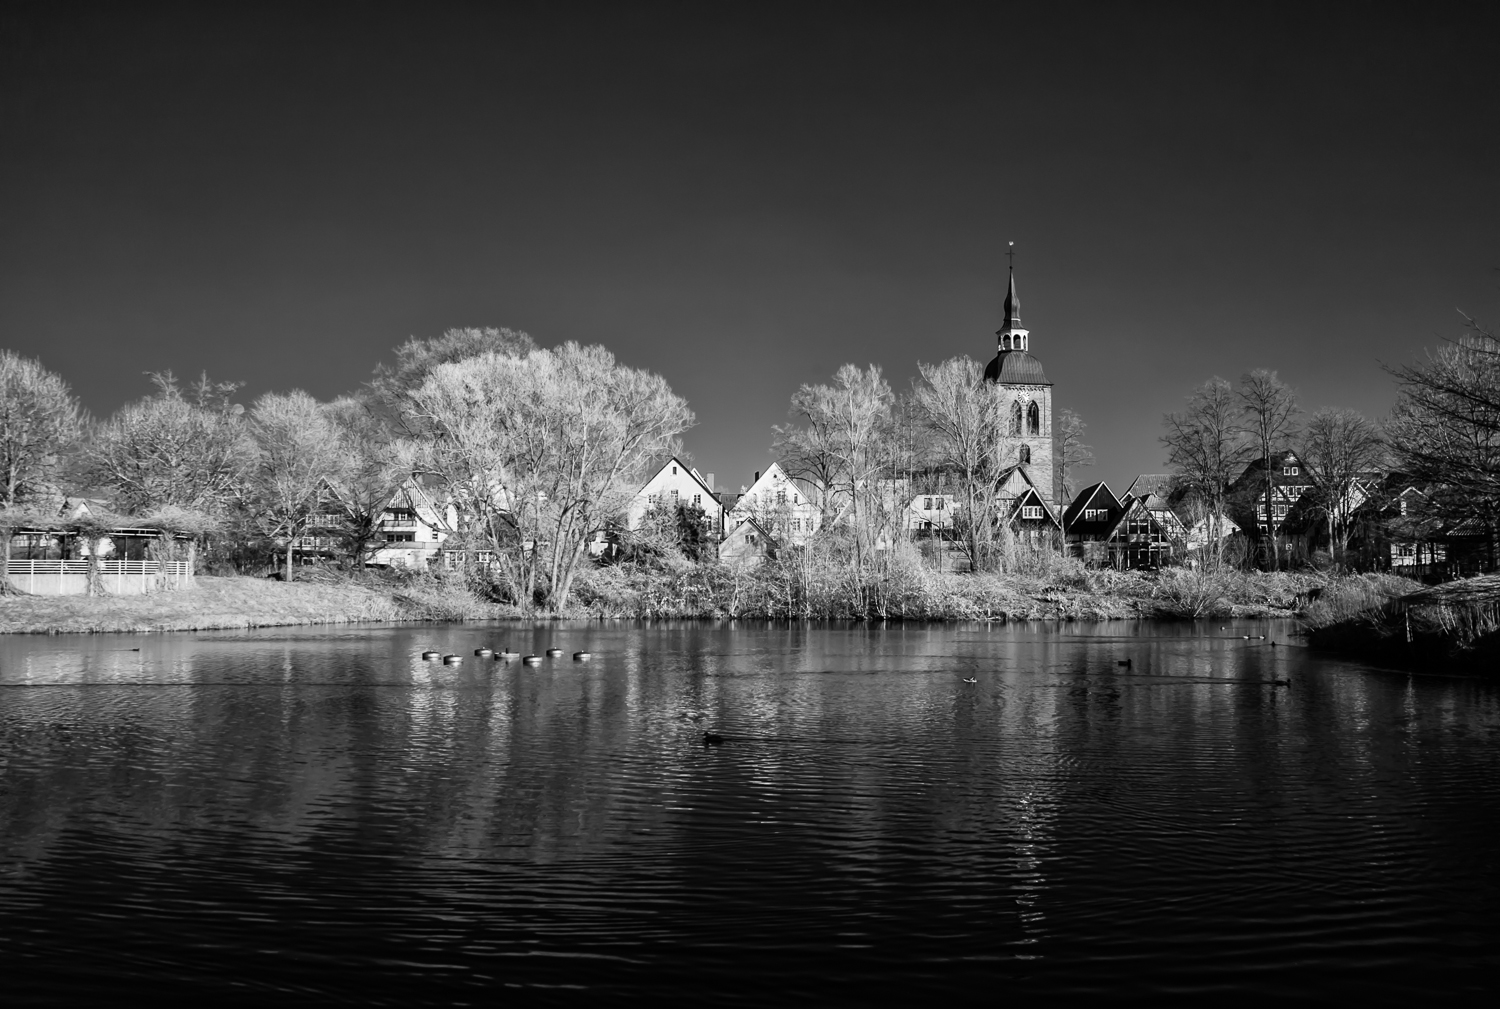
[1,620,1497,1004]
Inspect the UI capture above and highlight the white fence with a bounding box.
[4,559,195,596]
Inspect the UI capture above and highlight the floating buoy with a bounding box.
[522,655,543,666]
[474,647,493,657]
[545,648,563,658]
[442,654,463,665]
[421,650,440,661]
[573,651,592,661]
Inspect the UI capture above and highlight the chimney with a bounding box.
[754,470,760,482]
[706,472,715,491]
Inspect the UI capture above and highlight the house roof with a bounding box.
[641,455,719,505]
[1062,481,1120,529]
[730,462,815,511]
[1124,474,1177,500]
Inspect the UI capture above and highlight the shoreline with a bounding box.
[0,570,1313,635]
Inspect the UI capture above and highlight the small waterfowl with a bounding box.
[573,651,592,661]
[442,654,463,665]
[961,677,978,685]
[522,654,543,666]
[545,647,564,658]
[421,650,441,661]
[1117,658,1133,669]
[1273,678,1290,688]
[702,731,724,746]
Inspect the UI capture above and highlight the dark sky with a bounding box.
[3,2,1497,493]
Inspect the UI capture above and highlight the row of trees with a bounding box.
[0,329,692,609]
[1161,314,1500,571]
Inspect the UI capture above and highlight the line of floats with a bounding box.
[419,646,592,666]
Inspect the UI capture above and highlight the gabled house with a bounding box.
[627,457,723,535]
[1229,451,1316,540]
[1062,482,1125,565]
[727,463,821,544]
[368,478,456,569]
[995,464,1062,541]
[1106,495,1177,569]
[720,516,775,567]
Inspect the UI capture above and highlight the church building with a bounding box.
[983,256,1056,509]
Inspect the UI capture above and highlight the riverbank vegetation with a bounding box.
[1303,573,1500,672]
[0,561,1336,634]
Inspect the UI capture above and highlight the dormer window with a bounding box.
[1283,465,1298,476]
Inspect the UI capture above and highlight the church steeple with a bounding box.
[996,243,1029,352]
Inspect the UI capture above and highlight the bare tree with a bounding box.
[0,351,81,510]
[773,386,848,526]
[408,343,692,610]
[322,395,412,568]
[1161,377,1249,567]
[1384,314,1500,569]
[86,371,254,516]
[911,355,1005,571]
[1054,407,1094,505]
[247,391,350,580]
[1298,407,1386,566]
[1237,369,1301,569]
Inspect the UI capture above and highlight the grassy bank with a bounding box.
[1305,573,1500,672]
[0,570,501,634]
[568,559,1328,621]
[4,559,1349,634]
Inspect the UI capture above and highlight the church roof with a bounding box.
[983,349,1050,385]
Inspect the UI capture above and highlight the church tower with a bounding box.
[983,248,1056,508]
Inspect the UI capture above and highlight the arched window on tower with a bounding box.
[1027,401,1040,435]
[1010,401,1023,436]
[1019,444,1031,465]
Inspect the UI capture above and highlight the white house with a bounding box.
[626,457,723,534]
[905,493,957,534]
[369,478,457,569]
[727,463,821,545]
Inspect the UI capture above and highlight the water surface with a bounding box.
[1,621,1496,1004]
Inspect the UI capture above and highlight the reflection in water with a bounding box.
[2,620,1499,1002]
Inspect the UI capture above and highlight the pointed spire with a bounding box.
[1003,267,1020,329]
[994,241,1029,353]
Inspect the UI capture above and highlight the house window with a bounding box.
[672,466,678,475]
[924,497,933,510]
[1027,401,1040,435]
[1284,465,1298,476]
[1022,505,1042,519]
[792,519,801,531]
[671,489,679,504]
[776,491,786,505]
[693,493,702,506]
[935,498,944,510]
